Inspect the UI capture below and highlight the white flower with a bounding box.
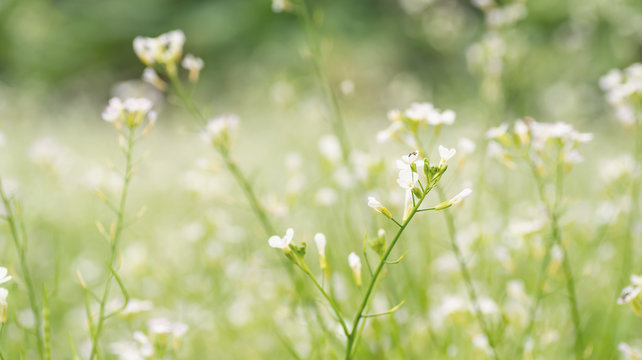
[348,252,362,286]
[404,103,455,126]
[368,197,392,219]
[181,54,204,82]
[268,228,294,250]
[0,267,11,284]
[485,123,509,139]
[438,145,457,167]
[102,97,155,129]
[376,122,403,143]
[619,342,642,360]
[314,233,326,257]
[435,188,473,210]
[142,67,167,90]
[133,30,185,68]
[272,0,291,12]
[599,69,622,91]
[396,169,418,190]
[617,285,641,305]
[202,114,240,148]
[121,299,153,316]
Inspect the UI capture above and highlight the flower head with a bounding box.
[368,197,392,219]
[133,30,186,70]
[102,97,155,130]
[181,54,204,82]
[202,114,240,148]
[0,267,11,285]
[268,228,294,250]
[438,145,457,167]
[434,188,473,210]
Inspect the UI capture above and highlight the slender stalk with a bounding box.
[296,0,351,161]
[521,150,583,359]
[167,73,277,236]
[296,261,349,336]
[0,179,45,359]
[89,126,136,360]
[436,186,500,360]
[345,185,433,359]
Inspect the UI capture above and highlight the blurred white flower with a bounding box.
[142,67,167,90]
[319,134,343,163]
[0,287,7,323]
[202,114,239,148]
[181,54,204,82]
[368,196,392,219]
[133,30,185,68]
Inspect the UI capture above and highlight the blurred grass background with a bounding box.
[0,0,642,359]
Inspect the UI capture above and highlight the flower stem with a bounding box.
[0,178,45,359]
[296,0,351,162]
[89,126,136,360]
[345,186,432,359]
[436,186,500,360]
[521,151,583,359]
[167,73,277,237]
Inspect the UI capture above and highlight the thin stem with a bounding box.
[297,261,349,336]
[89,127,136,360]
[0,179,45,359]
[521,149,583,359]
[296,0,351,161]
[436,186,500,360]
[345,185,432,359]
[167,73,277,237]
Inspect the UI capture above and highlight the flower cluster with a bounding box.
[134,30,204,88]
[202,114,240,150]
[486,118,593,174]
[376,102,455,147]
[472,0,527,29]
[0,266,10,323]
[600,63,642,126]
[102,97,157,131]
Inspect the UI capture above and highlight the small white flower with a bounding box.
[348,252,362,286]
[396,169,418,190]
[319,134,343,163]
[618,285,641,305]
[435,188,473,210]
[0,267,11,285]
[438,145,457,167]
[268,228,294,250]
[202,114,240,147]
[181,54,204,82]
[142,67,167,90]
[485,123,509,140]
[458,138,476,154]
[367,197,392,219]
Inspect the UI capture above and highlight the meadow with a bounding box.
[0,0,641,359]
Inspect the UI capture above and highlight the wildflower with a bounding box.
[314,233,328,272]
[368,196,393,219]
[438,145,456,167]
[348,252,362,286]
[0,267,12,285]
[618,286,641,305]
[376,122,403,143]
[404,102,455,126]
[121,299,154,316]
[268,228,294,251]
[435,188,473,210]
[102,97,155,129]
[202,114,239,148]
[181,54,204,82]
[133,30,185,71]
[142,67,167,90]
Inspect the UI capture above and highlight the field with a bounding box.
[0,0,642,359]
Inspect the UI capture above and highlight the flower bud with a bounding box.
[348,252,362,286]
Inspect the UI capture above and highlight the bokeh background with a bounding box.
[1,0,642,359]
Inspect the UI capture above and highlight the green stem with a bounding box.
[89,126,136,360]
[345,186,432,359]
[296,0,351,162]
[297,261,349,336]
[437,186,500,360]
[521,149,583,359]
[167,73,277,237]
[0,179,45,359]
